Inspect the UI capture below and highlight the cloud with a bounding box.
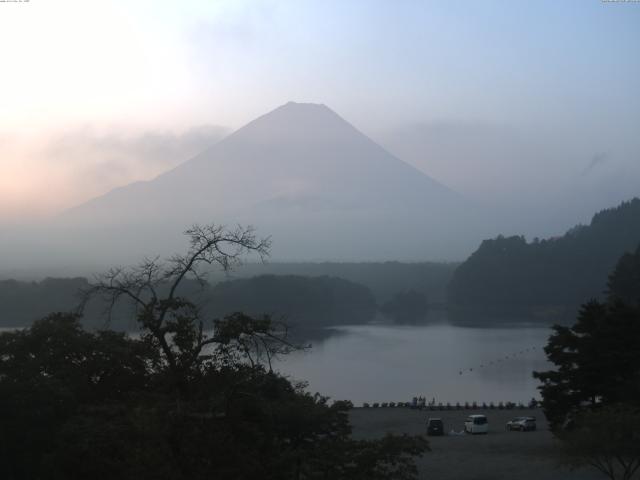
[45,125,229,178]
[0,125,230,220]
[375,121,640,240]
[375,121,573,201]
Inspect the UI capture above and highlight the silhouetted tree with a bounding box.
[79,224,274,394]
[1,223,429,479]
[559,405,640,480]
[608,243,640,306]
[534,247,640,479]
[533,299,640,429]
[0,313,157,480]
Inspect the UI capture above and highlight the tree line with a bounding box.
[0,274,433,330]
[0,224,428,480]
[534,243,640,480]
[448,198,640,321]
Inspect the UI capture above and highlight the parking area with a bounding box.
[349,407,603,480]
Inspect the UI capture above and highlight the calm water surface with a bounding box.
[276,322,551,405]
[1,322,551,405]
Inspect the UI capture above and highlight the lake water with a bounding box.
[276,322,552,406]
[1,321,552,406]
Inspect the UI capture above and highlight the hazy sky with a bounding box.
[1,0,639,221]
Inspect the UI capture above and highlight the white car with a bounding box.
[464,414,489,434]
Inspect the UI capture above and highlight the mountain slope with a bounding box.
[54,102,486,263]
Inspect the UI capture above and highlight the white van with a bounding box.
[464,414,489,434]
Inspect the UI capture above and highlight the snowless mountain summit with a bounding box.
[59,102,485,262]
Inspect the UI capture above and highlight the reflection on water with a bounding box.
[276,322,551,405]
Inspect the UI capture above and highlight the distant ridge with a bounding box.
[448,198,640,320]
[54,102,488,263]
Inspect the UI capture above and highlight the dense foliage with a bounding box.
[0,277,89,327]
[607,244,640,306]
[380,290,429,323]
[448,198,640,318]
[209,274,377,327]
[0,262,449,329]
[211,261,458,304]
[0,224,428,479]
[0,313,427,480]
[533,299,640,429]
[534,245,640,479]
[0,275,376,330]
[0,277,211,330]
[558,405,640,480]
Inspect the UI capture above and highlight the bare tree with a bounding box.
[79,223,280,382]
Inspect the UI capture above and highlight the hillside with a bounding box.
[208,275,377,328]
[31,102,488,266]
[0,274,378,331]
[206,261,457,304]
[0,278,89,328]
[447,198,640,320]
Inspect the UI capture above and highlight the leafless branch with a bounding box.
[77,222,272,383]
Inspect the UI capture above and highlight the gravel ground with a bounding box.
[349,407,604,480]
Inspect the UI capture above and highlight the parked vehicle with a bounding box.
[464,414,489,434]
[506,416,536,431]
[426,418,444,436]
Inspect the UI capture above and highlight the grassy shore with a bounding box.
[349,407,603,480]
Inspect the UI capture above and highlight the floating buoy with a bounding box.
[458,344,542,377]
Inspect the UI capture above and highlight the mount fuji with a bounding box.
[55,102,487,263]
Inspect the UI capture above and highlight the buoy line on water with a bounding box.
[457,346,540,376]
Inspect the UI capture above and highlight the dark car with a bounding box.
[427,418,444,436]
[506,416,536,431]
